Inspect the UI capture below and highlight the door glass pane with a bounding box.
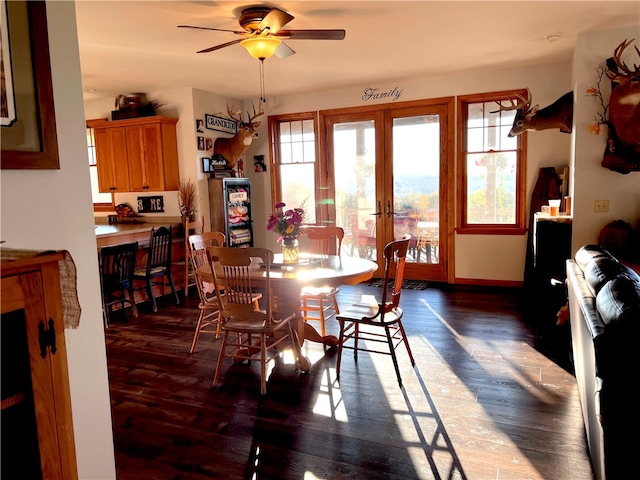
[333,120,377,260]
[392,114,440,264]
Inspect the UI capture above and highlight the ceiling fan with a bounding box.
[178,6,346,60]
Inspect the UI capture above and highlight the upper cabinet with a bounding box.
[87,116,180,193]
[93,126,130,193]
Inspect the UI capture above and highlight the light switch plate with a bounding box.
[594,199,609,212]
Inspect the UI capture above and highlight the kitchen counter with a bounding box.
[95,222,183,249]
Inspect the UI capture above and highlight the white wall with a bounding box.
[1,3,116,478]
[571,24,640,252]
[85,61,574,283]
[82,28,640,287]
[246,61,573,282]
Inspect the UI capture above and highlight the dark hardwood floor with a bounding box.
[105,283,593,480]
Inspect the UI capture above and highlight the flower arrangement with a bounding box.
[178,178,199,218]
[266,202,305,244]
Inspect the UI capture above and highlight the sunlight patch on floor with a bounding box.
[312,367,348,422]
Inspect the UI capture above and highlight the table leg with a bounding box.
[303,323,339,348]
[273,288,340,349]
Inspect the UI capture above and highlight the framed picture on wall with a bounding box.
[205,138,213,151]
[1,1,59,169]
[202,157,212,173]
[197,136,205,151]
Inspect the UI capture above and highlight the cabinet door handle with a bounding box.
[38,318,57,358]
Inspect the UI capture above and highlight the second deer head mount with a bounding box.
[491,88,573,137]
[213,103,265,170]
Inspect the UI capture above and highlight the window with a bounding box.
[457,90,527,234]
[87,127,96,166]
[268,112,319,224]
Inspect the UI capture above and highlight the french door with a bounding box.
[320,99,453,281]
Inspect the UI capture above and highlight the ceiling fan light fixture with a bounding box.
[241,36,281,59]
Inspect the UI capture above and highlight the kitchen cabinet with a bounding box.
[1,251,78,480]
[87,116,180,193]
[208,178,253,247]
[93,126,130,193]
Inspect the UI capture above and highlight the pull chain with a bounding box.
[259,58,266,103]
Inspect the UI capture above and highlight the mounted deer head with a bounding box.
[605,38,640,157]
[491,88,573,137]
[213,103,264,169]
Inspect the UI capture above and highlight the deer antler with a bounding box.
[245,102,265,124]
[226,104,244,123]
[490,88,531,113]
[611,38,640,75]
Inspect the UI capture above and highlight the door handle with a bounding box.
[386,200,395,218]
[370,201,382,217]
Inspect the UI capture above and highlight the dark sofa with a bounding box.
[565,245,640,480]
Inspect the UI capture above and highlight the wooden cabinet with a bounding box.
[1,251,78,479]
[94,126,130,193]
[88,116,180,193]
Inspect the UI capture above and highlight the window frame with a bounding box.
[456,90,527,235]
[268,111,325,225]
[86,124,114,212]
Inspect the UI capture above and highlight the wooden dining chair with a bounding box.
[183,215,205,297]
[133,226,180,312]
[335,235,415,387]
[207,246,304,395]
[99,241,139,328]
[299,226,344,340]
[188,231,226,353]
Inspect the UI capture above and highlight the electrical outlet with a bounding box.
[594,199,609,212]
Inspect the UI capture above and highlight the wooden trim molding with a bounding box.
[1,1,59,169]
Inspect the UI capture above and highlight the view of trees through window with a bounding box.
[276,118,317,224]
[459,92,525,232]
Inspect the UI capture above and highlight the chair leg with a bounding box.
[213,331,229,388]
[146,280,158,312]
[260,333,267,395]
[398,321,415,366]
[330,292,340,315]
[353,324,360,362]
[286,320,307,373]
[385,325,403,387]
[127,288,138,318]
[167,273,180,305]
[336,319,346,380]
[190,310,205,354]
[102,296,110,329]
[184,257,191,296]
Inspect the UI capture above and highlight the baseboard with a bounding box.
[454,277,523,288]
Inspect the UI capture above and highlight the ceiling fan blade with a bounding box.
[197,38,243,54]
[275,42,296,59]
[275,29,346,40]
[178,25,246,35]
[258,7,294,34]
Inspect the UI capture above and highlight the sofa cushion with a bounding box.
[575,244,613,271]
[584,257,640,296]
[596,276,640,326]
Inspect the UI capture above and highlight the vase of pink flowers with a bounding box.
[267,202,305,263]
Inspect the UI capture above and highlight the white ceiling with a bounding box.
[75,1,640,102]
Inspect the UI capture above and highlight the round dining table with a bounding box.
[198,252,377,369]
